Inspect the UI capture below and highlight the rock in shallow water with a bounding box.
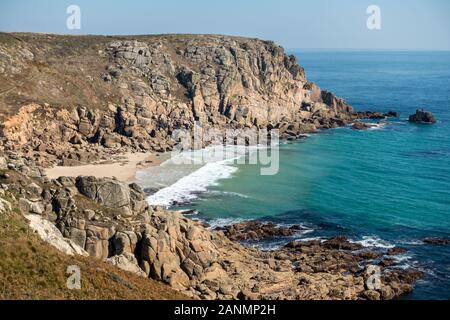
[409,109,437,124]
[352,121,377,130]
[423,238,450,245]
[215,220,300,241]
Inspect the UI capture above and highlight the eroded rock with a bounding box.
[216,220,299,241]
[409,109,437,124]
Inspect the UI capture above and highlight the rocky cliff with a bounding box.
[0,33,354,166]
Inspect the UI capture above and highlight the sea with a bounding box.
[136,50,450,300]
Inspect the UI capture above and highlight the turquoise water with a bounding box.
[165,51,450,299]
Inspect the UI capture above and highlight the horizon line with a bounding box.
[287,48,450,52]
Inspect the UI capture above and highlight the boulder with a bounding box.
[357,111,386,120]
[387,247,408,255]
[409,109,437,124]
[385,111,400,118]
[322,236,363,251]
[101,133,120,148]
[379,259,396,268]
[106,253,147,277]
[111,231,138,255]
[352,121,376,130]
[0,198,12,213]
[363,290,381,300]
[63,227,87,249]
[75,176,133,216]
[18,198,43,214]
[26,214,88,256]
[85,236,109,260]
[379,285,395,300]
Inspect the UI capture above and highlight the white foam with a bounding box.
[207,190,250,199]
[353,236,395,249]
[175,209,199,216]
[206,217,247,229]
[298,236,323,242]
[400,240,425,246]
[393,257,418,270]
[298,228,314,235]
[147,160,238,207]
[367,122,387,130]
[251,240,288,251]
[145,144,266,207]
[392,254,413,263]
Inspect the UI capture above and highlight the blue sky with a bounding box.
[0,0,449,50]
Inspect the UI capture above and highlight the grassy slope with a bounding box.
[0,203,188,300]
[0,33,121,121]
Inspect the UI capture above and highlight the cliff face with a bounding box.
[0,33,353,166]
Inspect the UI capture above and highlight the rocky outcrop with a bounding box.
[356,111,400,120]
[423,238,450,245]
[280,238,421,300]
[409,109,437,124]
[216,220,300,241]
[106,253,147,277]
[385,111,400,118]
[1,166,224,294]
[0,164,424,300]
[0,198,11,213]
[25,214,88,256]
[75,176,147,217]
[352,122,377,130]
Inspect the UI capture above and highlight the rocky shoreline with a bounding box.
[0,33,429,300]
[0,157,424,300]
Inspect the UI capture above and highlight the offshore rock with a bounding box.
[409,109,437,124]
[216,220,299,241]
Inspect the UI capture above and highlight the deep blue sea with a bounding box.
[139,51,450,300]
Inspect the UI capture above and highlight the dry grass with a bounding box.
[0,32,122,121]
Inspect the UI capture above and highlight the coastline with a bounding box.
[0,156,425,300]
[0,34,446,300]
[2,127,432,300]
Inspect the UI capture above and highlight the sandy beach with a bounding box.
[44,152,168,182]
